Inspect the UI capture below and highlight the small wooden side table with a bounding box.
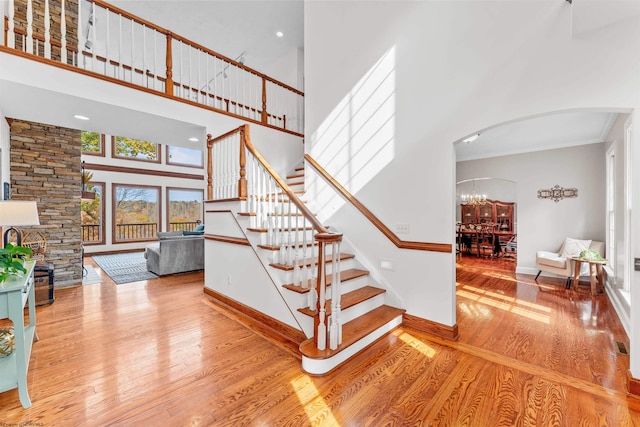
[572,257,607,295]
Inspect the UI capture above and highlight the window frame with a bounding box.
[112,183,162,244]
[166,145,204,169]
[81,131,105,157]
[81,181,106,246]
[111,136,161,164]
[166,187,204,232]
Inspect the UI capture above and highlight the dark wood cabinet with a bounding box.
[460,200,515,232]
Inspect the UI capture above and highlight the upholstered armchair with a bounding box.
[535,238,605,288]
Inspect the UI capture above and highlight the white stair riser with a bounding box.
[329,293,385,325]
[301,315,403,375]
[278,258,356,283]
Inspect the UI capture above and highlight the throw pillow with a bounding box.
[560,237,592,258]
[183,231,204,236]
[194,224,205,232]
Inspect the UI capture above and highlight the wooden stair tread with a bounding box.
[283,269,369,293]
[287,173,305,179]
[287,180,305,186]
[297,286,386,317]
[257,242,316,251]
[299,305,405,360]
[270,253,354,271]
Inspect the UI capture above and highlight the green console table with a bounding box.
[0,261,37,408]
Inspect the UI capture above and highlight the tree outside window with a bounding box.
[113,136,160,162]
[81,131,104,155]
[81,182,104,245]
[167,188,203,232]
[113,184,160,242]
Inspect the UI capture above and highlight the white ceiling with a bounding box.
[0,1,625,159]
[455,111,619,162]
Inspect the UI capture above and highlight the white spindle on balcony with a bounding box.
[7,0,16,49]
[26,0,33,53]
[44,0,51,59]
[60,0,67,63]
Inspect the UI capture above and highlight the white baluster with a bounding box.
[60,0,67,63]
[7,0,15,49]
[44,0,51,58]
[142,24,146,86]
[286,199,293,266]
[299,216,307,288]
[292,205,300,286]
[75,0,81,66]
[317,242,327,350]
[118,14,122,79]
[130,18,134,82]
[26,0,33,54]
[330,241,341,350]
[105,8,110,75]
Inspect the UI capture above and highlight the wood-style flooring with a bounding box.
[0,255,638,426]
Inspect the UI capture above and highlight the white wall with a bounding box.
[305,1,639,334]
[457,143,606,275]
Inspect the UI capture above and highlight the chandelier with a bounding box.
[460,180,487,205]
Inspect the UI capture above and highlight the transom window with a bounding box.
[112,136,160,163]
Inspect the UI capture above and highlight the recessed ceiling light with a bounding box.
[275,31,284,38]
[74,114,90,121]
[188,137,199,142]
[462,133,479,143]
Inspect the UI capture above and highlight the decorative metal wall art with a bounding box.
[537,185,578,202]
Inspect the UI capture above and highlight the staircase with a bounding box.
[241,163,405,375]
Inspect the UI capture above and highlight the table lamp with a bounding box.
[0,201,40,246]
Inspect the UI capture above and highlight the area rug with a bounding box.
[91,252,159,285]
[82,265,102,286]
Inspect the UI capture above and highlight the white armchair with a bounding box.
[535,238,605,288]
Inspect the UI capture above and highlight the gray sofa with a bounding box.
[144,231,204,276]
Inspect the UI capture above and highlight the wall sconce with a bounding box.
[0,201,41,246]
[537,185,578,202]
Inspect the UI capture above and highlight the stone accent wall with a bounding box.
[10,119,82,287]
[13,0,79,64]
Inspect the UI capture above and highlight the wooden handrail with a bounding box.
[86,0,304,97]
[304,154,452,253]
[243,126,329,234]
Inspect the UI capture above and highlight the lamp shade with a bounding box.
[0,201,40,226]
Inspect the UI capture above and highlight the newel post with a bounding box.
[261,77,267,124]
[165,32,173,96]
[314,232,343,351]
[238,126,248,200]
[206,134,213,200]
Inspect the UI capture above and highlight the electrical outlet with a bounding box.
[396,223,409,234]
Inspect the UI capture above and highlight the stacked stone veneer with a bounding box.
[10,119,82,287]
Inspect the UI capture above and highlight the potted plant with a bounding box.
[0,243,33,283]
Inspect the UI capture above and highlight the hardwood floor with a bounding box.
[1,256,638,425]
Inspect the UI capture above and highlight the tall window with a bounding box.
[606,147,616,283]
[167,188,204,231]
[113,184,160,242]
[167,146,204,168]
[112,136,160,163]
[81,131,104,156]
[81,182,105,245]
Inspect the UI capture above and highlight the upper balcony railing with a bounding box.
[3,0,304,136]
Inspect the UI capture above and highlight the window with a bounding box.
[113,184,161,242]
[167,188,204,231]
[81,131,104,156]
[167,145,204,168]
[606,146,616,283]
[81,182,105,245]
[112,136,160,163]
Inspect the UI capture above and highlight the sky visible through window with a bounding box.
[168,146,203,166]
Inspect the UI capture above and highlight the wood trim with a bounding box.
[204,234,251,246]
[203,287,306,357]
[0,47,303,138]
[239,126,329,234]
[204,198,244,204]
[627,370,640,411]
[304,154,452,253]
[83,162,204,180]
[402,313,459,341]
